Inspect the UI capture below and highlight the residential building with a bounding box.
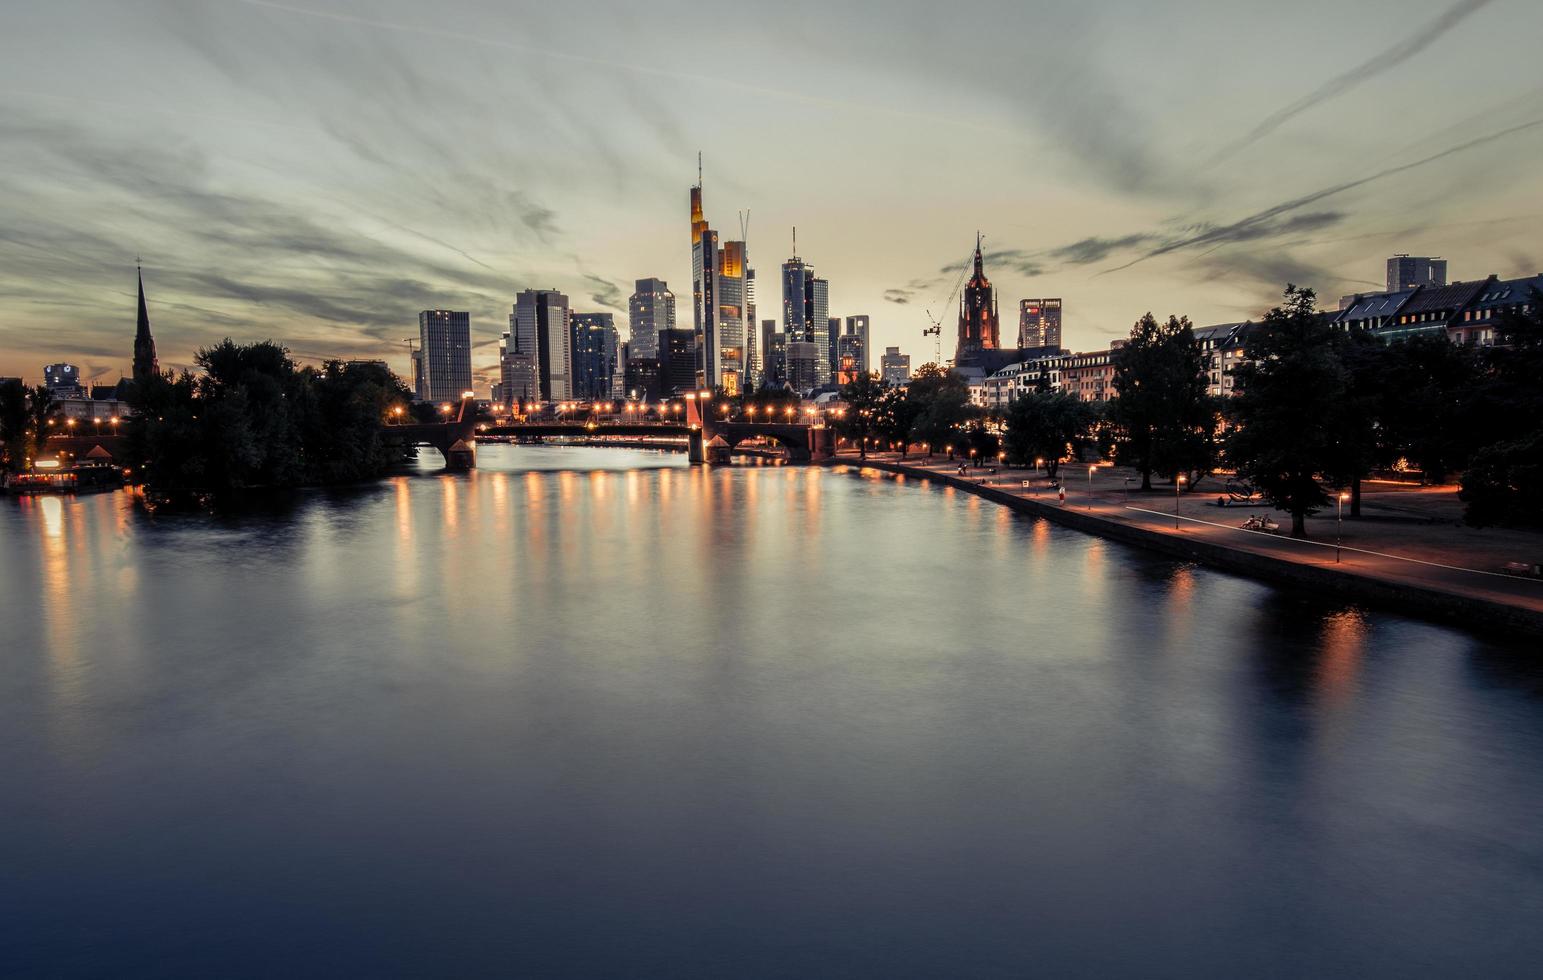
[1190,322,1256,398]
[1387,254,1448,293]
[627,278,674,360]
[417,310,472,403]
[1061,347,1117,403]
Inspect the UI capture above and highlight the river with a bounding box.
[3,445,1542,978]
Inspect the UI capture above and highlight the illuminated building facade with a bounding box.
[689,172,751,393]
[1017,298,1062,350]
[571,313,620,401]
[956,235,1000,360]
[512,290,572,403]
[881,346,911,386]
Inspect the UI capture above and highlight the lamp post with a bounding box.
[1337,492,1348,563]
[1175,474,1187,530]
[1123,477,1131,507]
[1087,464,1095,511]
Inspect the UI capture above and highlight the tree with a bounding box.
[876,387,921,457]
[1459,286,1543,526]
[0,379,27,472]
[835,371,888,458]
[1003,390,1097,479]
[1226,285,1346,538]
[1108,313,1216,490]
[905,363,975,456]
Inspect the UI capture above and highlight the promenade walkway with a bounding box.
[841,451,1543,630]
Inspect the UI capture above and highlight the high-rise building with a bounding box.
[133,265,158,384]
[760,320,784,389]
[845,316,871,374]
[512,290,571,403]
[1387,254,1448,293]
[623,356,660,403]
[786,340,820,395]
[780,251,833,388]
[810,277,830,387]
[43,363,83,397]
[836,334,865,385]
[881,346,911,387]
[628,278,674,360]
[745,268,759,390]
[658,328,698,398]
[411,349,426,401]
[826,317,842,381]
[571,313,619,400]
[498,327,539,408]
[688,169,751,392]
[956,235,1000,361]
[1018,298,1062,350]
[418,310,473,403]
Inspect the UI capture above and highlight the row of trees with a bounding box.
[0,381,61,473]
[834,284,1543,535]
[126,340,416,496]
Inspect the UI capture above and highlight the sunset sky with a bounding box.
[2,0,1540,389]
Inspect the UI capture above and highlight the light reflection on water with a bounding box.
[2,444,1542,979]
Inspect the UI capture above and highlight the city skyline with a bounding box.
[3,0,1541,387]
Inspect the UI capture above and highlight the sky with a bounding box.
[1,0,1540,390]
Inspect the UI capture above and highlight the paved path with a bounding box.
[842,452,1543,617]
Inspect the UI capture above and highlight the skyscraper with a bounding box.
[845,315,871,374]
[628,278,674,360]
[417,310,472,403]
[836,334,864,385]
[687,169,751,392]
[761,319,784,389]
[956,234,1000,360]
[498,329,538,408]
[658,327,698,398]
[1018,299,1062,350]
[881,346,911,386]
[1387,255,1448,293]
[570,313,620,400]
[810,277,830,387]
[133,265,158,383]
[786,341,819,395]
[826,317,842,382]
[782,254,809,343]
[512,290,571,403]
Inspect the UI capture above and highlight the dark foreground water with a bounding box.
[4,446,1543,978]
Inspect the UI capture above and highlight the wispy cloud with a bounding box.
[1205,0,1499,166]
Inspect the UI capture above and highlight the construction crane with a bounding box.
[921,240,977,367]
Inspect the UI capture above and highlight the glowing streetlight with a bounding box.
[1175,473,1187,530]
[1088,464,1096,510]
[1337,492,1349,562]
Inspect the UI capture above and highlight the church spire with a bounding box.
[133,262,159,383]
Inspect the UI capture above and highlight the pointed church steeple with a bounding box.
[133,262,159,383]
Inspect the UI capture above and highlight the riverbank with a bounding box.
[838,452,1543,639]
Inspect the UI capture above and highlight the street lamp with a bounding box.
[1337,492,1349,563]
[1175,474,1187,530]
[1087,464,1095,511]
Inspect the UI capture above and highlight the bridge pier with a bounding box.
[687,429,706,465]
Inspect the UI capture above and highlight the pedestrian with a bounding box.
[1058,485,1066,505]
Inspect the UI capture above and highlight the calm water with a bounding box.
[4,445,1543,978]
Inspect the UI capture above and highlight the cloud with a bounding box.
[582,274,624,311]
[1206,0,1499,166]
[1049,234,1159,266]
[1104,116,1543,274]
[883,289,913,305]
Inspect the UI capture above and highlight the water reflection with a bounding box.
[2,449,1542,979]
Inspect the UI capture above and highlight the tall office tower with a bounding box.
[836,334,864,385]
[956,234,1000,360]
[745,268,759,390]
[826,317,842,381]
[716,240,749,395]
[512,290,572,403]
[1387,254,1448,293]
[845,316,871,374]
[623,355,660,403]
[782,254,810,342]
[658,327,698,397]
[786,341,820,395]
[498,329,538,408]
[133,265,159,384]
[881,346,911,386]
[411,349,426,401]
[418,310,473,403]
[1017,298,1062,349]
[628,278,674,360]
[809,276,830,387]
[761,319,783,389]
[570,313,619,400]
